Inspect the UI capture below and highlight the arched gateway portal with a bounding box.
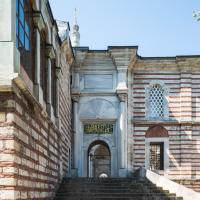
[88,141,111,177]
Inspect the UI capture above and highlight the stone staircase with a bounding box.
[54,177,183,200]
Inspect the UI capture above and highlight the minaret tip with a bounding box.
[74,8,78,25]
[71,8,80,47]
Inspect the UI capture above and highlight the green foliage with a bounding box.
[193,11,200,21]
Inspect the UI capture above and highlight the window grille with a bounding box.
[150,143,164,170]
[150,84,164,118]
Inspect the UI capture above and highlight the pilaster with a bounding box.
[34,29,44,105]
[71,95,80,176]
[46,45,56,120]
[117,93,128,177]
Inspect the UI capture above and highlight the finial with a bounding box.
[74,8,78,25]
[71,8,80,47]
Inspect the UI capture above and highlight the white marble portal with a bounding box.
[72,50,130,177]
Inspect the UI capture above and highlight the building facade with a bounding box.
[71,46,200,183]
[0,0,73,199]
[1,0,200,199]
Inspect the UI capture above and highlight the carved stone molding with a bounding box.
[46,44,56,59]
[117,93,128,102]
[72,95,80,102]
[56,66,61,79]
[33,11,45,31]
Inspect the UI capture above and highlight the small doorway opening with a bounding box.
[88,141,111,177]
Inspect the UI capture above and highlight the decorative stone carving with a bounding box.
[72,95,80,102]
[33,11,45,31]
[117,93,127,102]
[56,66,61,79]
[46,44,56,59]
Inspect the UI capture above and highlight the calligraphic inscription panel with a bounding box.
[84,123,113,134]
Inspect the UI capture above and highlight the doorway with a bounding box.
[88,141,111,177]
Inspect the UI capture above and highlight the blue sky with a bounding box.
[49,0,200,57]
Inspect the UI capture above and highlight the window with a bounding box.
[145,81,169,120]
[145,126,169,172]
[40,32,47,102]
[16,0,34,79]
[150,84,164,118]
[150,142,164,170]
[51,59,57,115]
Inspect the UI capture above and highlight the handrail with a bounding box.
[138,167,200,200]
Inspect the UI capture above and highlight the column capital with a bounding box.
[46,44,56,59]
[116,65,128,72]
[72,95,80,102]
[56,66,62,79]
[117,93,127,102]
[33,11,45,31]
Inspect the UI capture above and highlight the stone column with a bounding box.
[118,93,128,177]
[34,29,44,104]
[46,45,56,119]
[46,57,52,114]
[82,147,88,177]
[55,67,61,127]
[71,95,80,176]
[33,11,45,104]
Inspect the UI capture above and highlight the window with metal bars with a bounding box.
[16,0,34,80]
[150,142,164,170]
[149,84,164,118]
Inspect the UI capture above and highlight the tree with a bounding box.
[193,11,200,21]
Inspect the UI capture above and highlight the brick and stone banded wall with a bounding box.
[0,89,62,200]
[58,59,72,177]
[132,124,200,179]
[132,72,181,120]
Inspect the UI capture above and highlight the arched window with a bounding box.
[149,84,164,118]
[146,81,169,120]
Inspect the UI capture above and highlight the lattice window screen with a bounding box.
[150,84,164,118]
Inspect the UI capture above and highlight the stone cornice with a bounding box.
[109,48,137,70]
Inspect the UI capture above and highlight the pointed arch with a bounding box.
[146,125,169,138]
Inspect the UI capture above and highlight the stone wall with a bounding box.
[0,0,73,199]
[131,57,200,180]
[0,85,60,199]
[58,52,72,177]
[0,49,72,200]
